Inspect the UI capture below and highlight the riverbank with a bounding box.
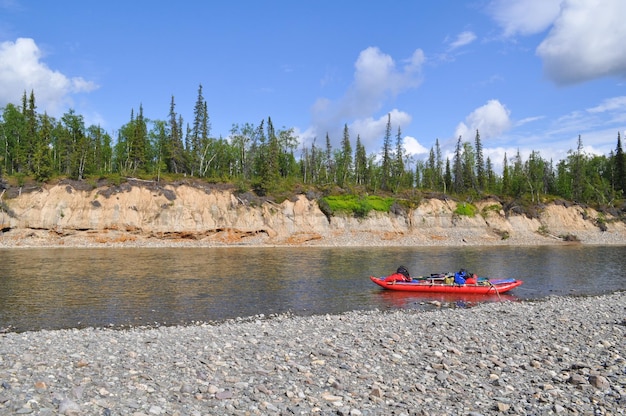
[1,226,626,249]
[1,292,624,415]
[2,182,626,250]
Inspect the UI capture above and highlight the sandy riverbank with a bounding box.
[1,227,626,249]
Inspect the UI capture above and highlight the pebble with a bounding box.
[0,292,624,415]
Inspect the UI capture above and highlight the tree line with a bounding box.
[1,87,625,206]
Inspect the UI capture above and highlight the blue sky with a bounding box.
[1,0,626,172]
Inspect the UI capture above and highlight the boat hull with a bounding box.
[370,276,523,294]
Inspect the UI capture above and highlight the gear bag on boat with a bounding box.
[454,269,467,285]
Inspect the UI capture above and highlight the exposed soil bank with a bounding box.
[2,182,625,248]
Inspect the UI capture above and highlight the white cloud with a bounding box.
[586,96,626,114]
[537,0,626,85]
[448,31,477,50]
[306,47,424,151]
[348,108,413,150]
[0,38,98,115]
[487,0,563,36]
[344,47,424,117]
[403,136,428,156]
[454,99,512,140]
[515,115,544,126]
[487,0,626,85]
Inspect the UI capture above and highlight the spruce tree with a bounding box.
[444,158,452,194]
[452,136,464,193]
[572,135,584,201]
[615,131,626,194]
[462,142,476,191]
[435,138,443,191]
[474,129,485,191]
[485,156,495,192]
[325,133,333,183]
[424,147,435,190]
[354,135,367,186]
[393,126,405,191]
[167,96,185,174]
[502,153,510,196]
[190,84,209,175]
[32,112,53,181]
[337,124,352,187]
[264,117,280,187]
[380,113,392,191]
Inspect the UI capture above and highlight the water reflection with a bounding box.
[374,290,520,311]
[1,245,625,332]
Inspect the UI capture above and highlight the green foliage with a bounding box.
[454,202,477,217]
[480,204,501,218]
[1,90,626,211]
[353,198,373,218]
[107,174,125,186]
[321,195,394,218]
[235,179,249,194]
[14,172,26,187]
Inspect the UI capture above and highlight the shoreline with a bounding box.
[2,227,626,249]
[1,292,624,414]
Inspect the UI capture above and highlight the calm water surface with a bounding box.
[1,245,625,332]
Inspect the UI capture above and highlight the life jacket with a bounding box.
[396,266,410,280]
[384,273,411,283]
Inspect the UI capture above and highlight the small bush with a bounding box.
[454,202,477,217]
[595,214,608,232]
[317,198,333,220]
[537,225,550,236]
[352,199,372,218]
[560,233,580,242]
[493,229,510,240]
[481,204,501,218]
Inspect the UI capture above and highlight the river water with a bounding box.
[1,245,625,332]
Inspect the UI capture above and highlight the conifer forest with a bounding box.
[1,87,626,209]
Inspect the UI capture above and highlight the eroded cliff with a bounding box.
[1,181,624,247]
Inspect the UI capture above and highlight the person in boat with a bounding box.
[384,265,412,283]
[465,272,478,285]
[454,268,478,285]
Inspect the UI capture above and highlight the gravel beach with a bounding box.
[1,292,624,415]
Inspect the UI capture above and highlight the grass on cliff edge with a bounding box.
[320,195,395,218]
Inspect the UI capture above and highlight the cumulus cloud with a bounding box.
[306,47,425,152]
[342,47,424,118]
[0,38,98,115]
[349,109,413,150]
[448,31,477,50]
[487,0,626,85]
[403,135,429,156]
[537,0,626,85]
[454,99,512,141]
[487,0,562,36]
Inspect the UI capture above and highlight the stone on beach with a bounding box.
[0,292,624,414]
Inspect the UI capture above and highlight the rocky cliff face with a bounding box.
[1,181,624,247]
